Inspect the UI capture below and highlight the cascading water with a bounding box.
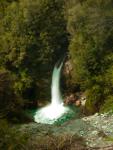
[34,60,73,124]
[51,62,63,106]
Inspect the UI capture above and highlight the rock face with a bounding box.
[18,112,113,150]
[64,60,73,75]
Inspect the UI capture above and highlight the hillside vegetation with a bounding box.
[0,0,113,120]
[0,0,113,149]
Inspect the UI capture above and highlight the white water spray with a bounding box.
[34,61,70,124]
[51,62,63,106]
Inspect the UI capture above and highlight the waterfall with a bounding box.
[34,59,70,124]
[51,62,63,106]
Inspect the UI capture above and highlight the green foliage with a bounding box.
[100,96,113,113]
[0,119,29,150]
[67,0,113,113]
[0,0,113,118]
[0,0,68,110]
[0,69,23,119]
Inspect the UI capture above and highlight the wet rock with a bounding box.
[15,112,113,149]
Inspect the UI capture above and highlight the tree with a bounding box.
[67,0,113,113]
[0,0,68,105]
[0,69,23,118]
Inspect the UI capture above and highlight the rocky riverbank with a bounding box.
[16,112,113,150]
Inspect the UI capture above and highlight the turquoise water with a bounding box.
[54,106,81,125]
[32,60,81,124]
[26,105,80,125]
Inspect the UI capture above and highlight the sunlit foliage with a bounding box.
[67,0,113,113]
[0,0,68,112]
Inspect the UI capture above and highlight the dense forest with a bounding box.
[0,0,68,121]
[67,0,113,113]
[0,0,113,149]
